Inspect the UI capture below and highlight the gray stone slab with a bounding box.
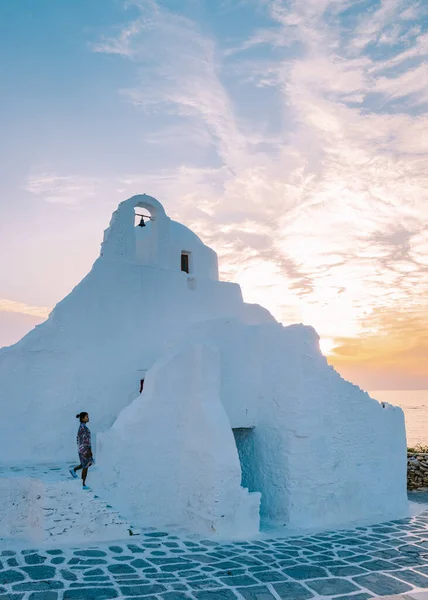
[238,585,277,600]
[188,581,225,590]
[234,556,264,566]
[85,569,105,576]
[360,559,399,571]
[328,565,368,577]
[214,561,248,571]
[306,577,360,596]
[276,559,297,568]
[63,590,118,599]
[68,559,107,566]
[393,557,427,568]
[130,559,152,569]
[148,557,191,565]
[7,559,19,567]
[193,591,238,600]
[390,569,428,587]
[12,582,64,592]
[119,584,166,596]
[68,583,116,589]
[184,554,218,564]
[0,570,25,585]
[219,575,258,587]
[160,562,200,572]
[171,584,189,591]
[316,560,349,568]
[372,549,403,559]
[353,573,413,595]
[397,545,424,555]
[24,554,47,565]
[60,569,78,582]
[273,581,315,599]
[337,538,366,546]
[21,566,56,580]
[253,571,288,582]
[75,551,107,557]
[347,554,376,563]
[108,564,136,574]
[283,565,329,580]
[127,545,145,554]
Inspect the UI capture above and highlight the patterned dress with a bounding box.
[77,423,93,469]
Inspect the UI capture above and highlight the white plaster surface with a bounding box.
[0,194,409,537]
[91,341,261,538]
[94,316,408,535]
[0,195,273,464]
[0,466,131,547]
[0,478,43,541]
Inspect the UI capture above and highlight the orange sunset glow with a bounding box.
[1,0,427,392]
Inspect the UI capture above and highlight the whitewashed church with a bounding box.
[0,194,408,538]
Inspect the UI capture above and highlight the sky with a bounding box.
[0,0,427,390]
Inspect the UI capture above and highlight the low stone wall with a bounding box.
[408,452,428,490]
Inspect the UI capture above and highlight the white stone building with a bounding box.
[0,194,408,538]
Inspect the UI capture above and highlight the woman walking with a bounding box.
[70,411,94,489]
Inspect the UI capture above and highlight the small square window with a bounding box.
[181,252,190,273]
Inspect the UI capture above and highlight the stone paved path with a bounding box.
[2,467,428,599]
[3,513,428,599]
[0,465,133,546]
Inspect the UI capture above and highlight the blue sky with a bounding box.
[1,0,428,388]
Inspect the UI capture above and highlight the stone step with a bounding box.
[0,464,137,546]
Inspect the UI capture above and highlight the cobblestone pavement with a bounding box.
[2,466,428,600]
[3,513,428,600]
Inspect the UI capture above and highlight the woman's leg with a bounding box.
[82,467,88,486]
[74,464,82,472]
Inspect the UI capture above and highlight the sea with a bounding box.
[369,390,428,447]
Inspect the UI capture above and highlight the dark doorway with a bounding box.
[232,427,259,492]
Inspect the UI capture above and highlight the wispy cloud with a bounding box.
[25,171,102,205]
[0,298,51,319]
[89,0,428,387]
